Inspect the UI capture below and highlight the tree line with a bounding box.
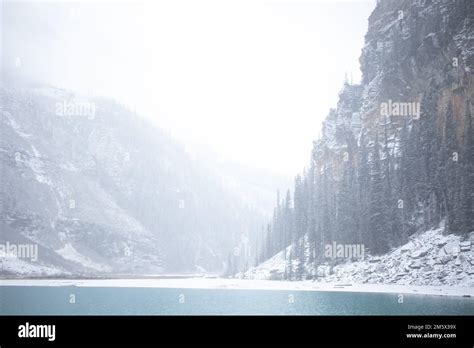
[252,87,473,280]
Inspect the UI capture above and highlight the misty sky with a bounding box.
[2,0,375,175]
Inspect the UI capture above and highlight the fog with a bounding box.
[2,0,375,175]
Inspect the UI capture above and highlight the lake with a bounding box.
[1,286,473,315]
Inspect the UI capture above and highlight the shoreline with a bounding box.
[0,278,473,298]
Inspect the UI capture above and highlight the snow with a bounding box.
[59,162,79,172]
[0,257,64,277]
[31,145,41,158]
[3,111,33,139]
[1,228,472,298]
[242,224,474,289]
[245,249,287,280]
[56,243,111,272]
[0,277,472,298]
[20,144,54,186]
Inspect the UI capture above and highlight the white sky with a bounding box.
[5,0,376,175]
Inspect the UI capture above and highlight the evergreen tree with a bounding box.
[438,102,461,233]
[283,189,293,249]
[357,130,371,248]
[368,132,390,253]
[459,104,474,235]
[287,246,293,280]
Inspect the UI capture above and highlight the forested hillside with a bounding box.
[241,0,474,280]
[0,76,265,276]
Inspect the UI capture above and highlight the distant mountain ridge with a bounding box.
[0,79,265,276]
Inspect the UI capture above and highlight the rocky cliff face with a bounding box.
[317,0,473,169]
[313,0,473,242]
[360,0,473,135]
[254,0,473,284]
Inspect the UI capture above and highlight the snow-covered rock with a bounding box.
[460,241,471,252]
[444,241,461,255]
[243,226,474,288]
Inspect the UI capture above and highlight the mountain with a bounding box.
[0,77,265,277]
[251,0,474,282]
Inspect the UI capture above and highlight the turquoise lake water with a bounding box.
[1,286,474,315]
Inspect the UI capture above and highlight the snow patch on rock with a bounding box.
[243,226,474,288]
[56,243,111,272]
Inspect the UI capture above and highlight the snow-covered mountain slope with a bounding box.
[243,224,474,287]
[0,80,264,276]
